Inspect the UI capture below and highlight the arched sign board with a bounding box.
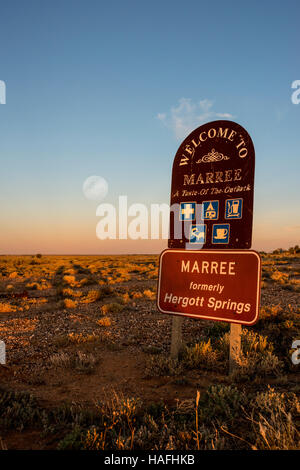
[168,120,255,249]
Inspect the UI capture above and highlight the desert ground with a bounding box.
[0,250,299,450]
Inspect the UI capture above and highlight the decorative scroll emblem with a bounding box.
[196,148,230,164]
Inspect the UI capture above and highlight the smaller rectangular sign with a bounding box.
[157,249,261,325]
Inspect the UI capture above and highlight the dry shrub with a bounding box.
[68,332,100,344]
[289,278,300,291]
[97,316,111,327]
[53,332,100,347]
[26,282,39,290]
[84,427,106,450]
[231,350,282,381]
[100,303,124,315]
[78,277,96,287]
[0,302,16,313]
[62,288,82,298]
[252,412,299,449]
[49,352,71,368]
[216,329,282,380]
[253,386,299,414]
[182,340,219,369]
[145,355,183,377]
[211,328,283,381]
[283,320,294,329]
[218,329,272,355]
[271,270,289,283]
[49,351,97,374]
[97,391,141,425]
[122,290,155,301]
[131,291,143,299]
[147,268,158,279]
[241,329,272,354]
[81,290,101,304]
[248,387,300,449]
[9,272,18,279]
[204,384,246,421]
[63,298,78,309]
[122,293,130,303]
[28,297,47,304]
[73,351,98,373]
[26,279,51,290]
[63,275,77,287]
[143,289,156,300]
[100,285,114,296]
[82,393,141,450]
[259,304,282,320]
[64,268,75,275]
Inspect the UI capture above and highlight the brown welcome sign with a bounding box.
[168,120,255,249]
[158,119,261,372]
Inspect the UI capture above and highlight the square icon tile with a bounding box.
[225,198,243,219]
[179,202,196,221]
[212,224,230,244]
[190,224,206,244]
[202,200,219,220]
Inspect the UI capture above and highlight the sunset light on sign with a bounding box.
[157,249,261,325]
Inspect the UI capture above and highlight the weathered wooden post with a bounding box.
[170,316,183,359]
[157,120,261,373]
[229,323,242,374]
[0,340,5,365]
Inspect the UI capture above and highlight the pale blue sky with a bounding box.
[0,0,299,253]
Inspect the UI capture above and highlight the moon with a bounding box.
[82,175,108,201]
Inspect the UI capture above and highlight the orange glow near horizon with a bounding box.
[1,203,299,255]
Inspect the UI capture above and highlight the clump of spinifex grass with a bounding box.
[97,316,111,327]
[53,332,101,347]
[49,351,98,374]
[181,340,220,370]
[63,298,78,309]
[100,302,124,315]
[80,290,102,304]
[0,302,16,313]
[144,355,183,377]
